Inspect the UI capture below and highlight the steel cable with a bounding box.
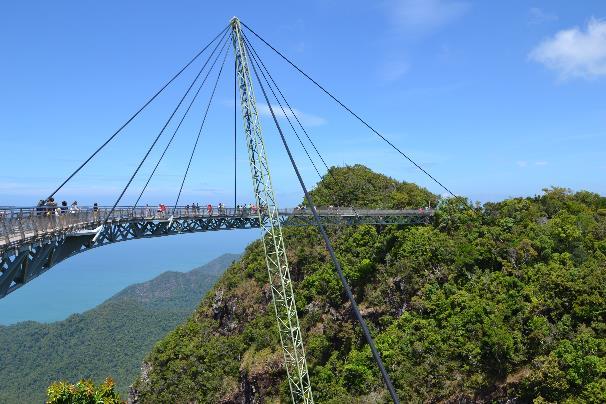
[243,36,323,180]
[242,22,457,198]
[102,31,230,224]
[133,35,230,209]
[248,49,401,404]
[173,34,231,212]
[243,34,361,215]
[46,25,230,201]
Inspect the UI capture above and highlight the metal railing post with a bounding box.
[17,210,25,240]
[1,216,10,245]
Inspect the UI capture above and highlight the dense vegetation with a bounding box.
[131,166,606,403]
[307,164,438,209]
[0,254,238,403]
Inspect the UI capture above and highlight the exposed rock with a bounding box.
[128,362,152,404]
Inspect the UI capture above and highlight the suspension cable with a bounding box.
[102,31,230,224]
[243,33,330,176]
[244,37,323,180]
[248,50,401,404]
[241,21,457,198]
[45,25,229,201]
[243,34,360,213]
[133,35,230,209]
[173,36,230,212]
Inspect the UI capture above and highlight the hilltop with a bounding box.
[131,166,606,402]
[0,253,239,403]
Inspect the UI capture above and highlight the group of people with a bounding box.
[29,199,101,228]
[35,198,98,216]
[30,199,269,220]
[162,203,265,217]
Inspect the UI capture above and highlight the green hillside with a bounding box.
[0,253,239,403]
[131,166,606,403]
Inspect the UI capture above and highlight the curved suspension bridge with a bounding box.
[0,205,432,299]
[1,17,459,404]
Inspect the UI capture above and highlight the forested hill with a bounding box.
[0,253,239,403]
[131,165,606,403]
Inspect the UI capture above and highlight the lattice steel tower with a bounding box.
[230,17,313,403]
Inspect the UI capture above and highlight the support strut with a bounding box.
[230,17,313,404]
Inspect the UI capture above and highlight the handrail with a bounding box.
[0,206,435,252]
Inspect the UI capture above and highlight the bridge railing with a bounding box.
[0,205,434,251]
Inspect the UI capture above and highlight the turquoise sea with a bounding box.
[0,230,258,325]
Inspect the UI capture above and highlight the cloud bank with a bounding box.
[257,104,326,127]
[530,18,606,80]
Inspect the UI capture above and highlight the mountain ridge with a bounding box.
[0,252,240,403]
[131,167,606,403]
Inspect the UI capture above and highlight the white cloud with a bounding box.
[257,104,326,127]
[516,160,548,168]
[529,18,606,80]
[388,0,470,35]
[378,59,410,81]
[528,8,558,25]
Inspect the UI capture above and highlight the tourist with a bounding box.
[36,200,45,216]
[70,201,79,213]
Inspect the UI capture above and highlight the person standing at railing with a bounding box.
[36,200,46,216]
[57,201,67,228]
[93,203,99,221]
[207,204,213,216]
[157,204,167,218]
[45,198,57,216]
[70,201,79,213]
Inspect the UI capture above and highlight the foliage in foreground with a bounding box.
[47,377,123,404]
[131,166,606,403]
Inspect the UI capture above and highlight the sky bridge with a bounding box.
[0,205,434,301]
[0,17,457,403]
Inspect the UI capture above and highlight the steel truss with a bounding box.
[231,17,313,403]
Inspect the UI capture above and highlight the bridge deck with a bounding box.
[0,206,432,252]
[0,206,433,299]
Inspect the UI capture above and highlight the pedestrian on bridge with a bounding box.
[45,198,57,216]
[36,200,45,216]
[70,201,80,213]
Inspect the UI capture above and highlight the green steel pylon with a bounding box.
[230,17,313,404]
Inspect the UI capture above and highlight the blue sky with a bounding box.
[1,0,605,207]
[1,1,606,323]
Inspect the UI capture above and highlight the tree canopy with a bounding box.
[122,167,606,402]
